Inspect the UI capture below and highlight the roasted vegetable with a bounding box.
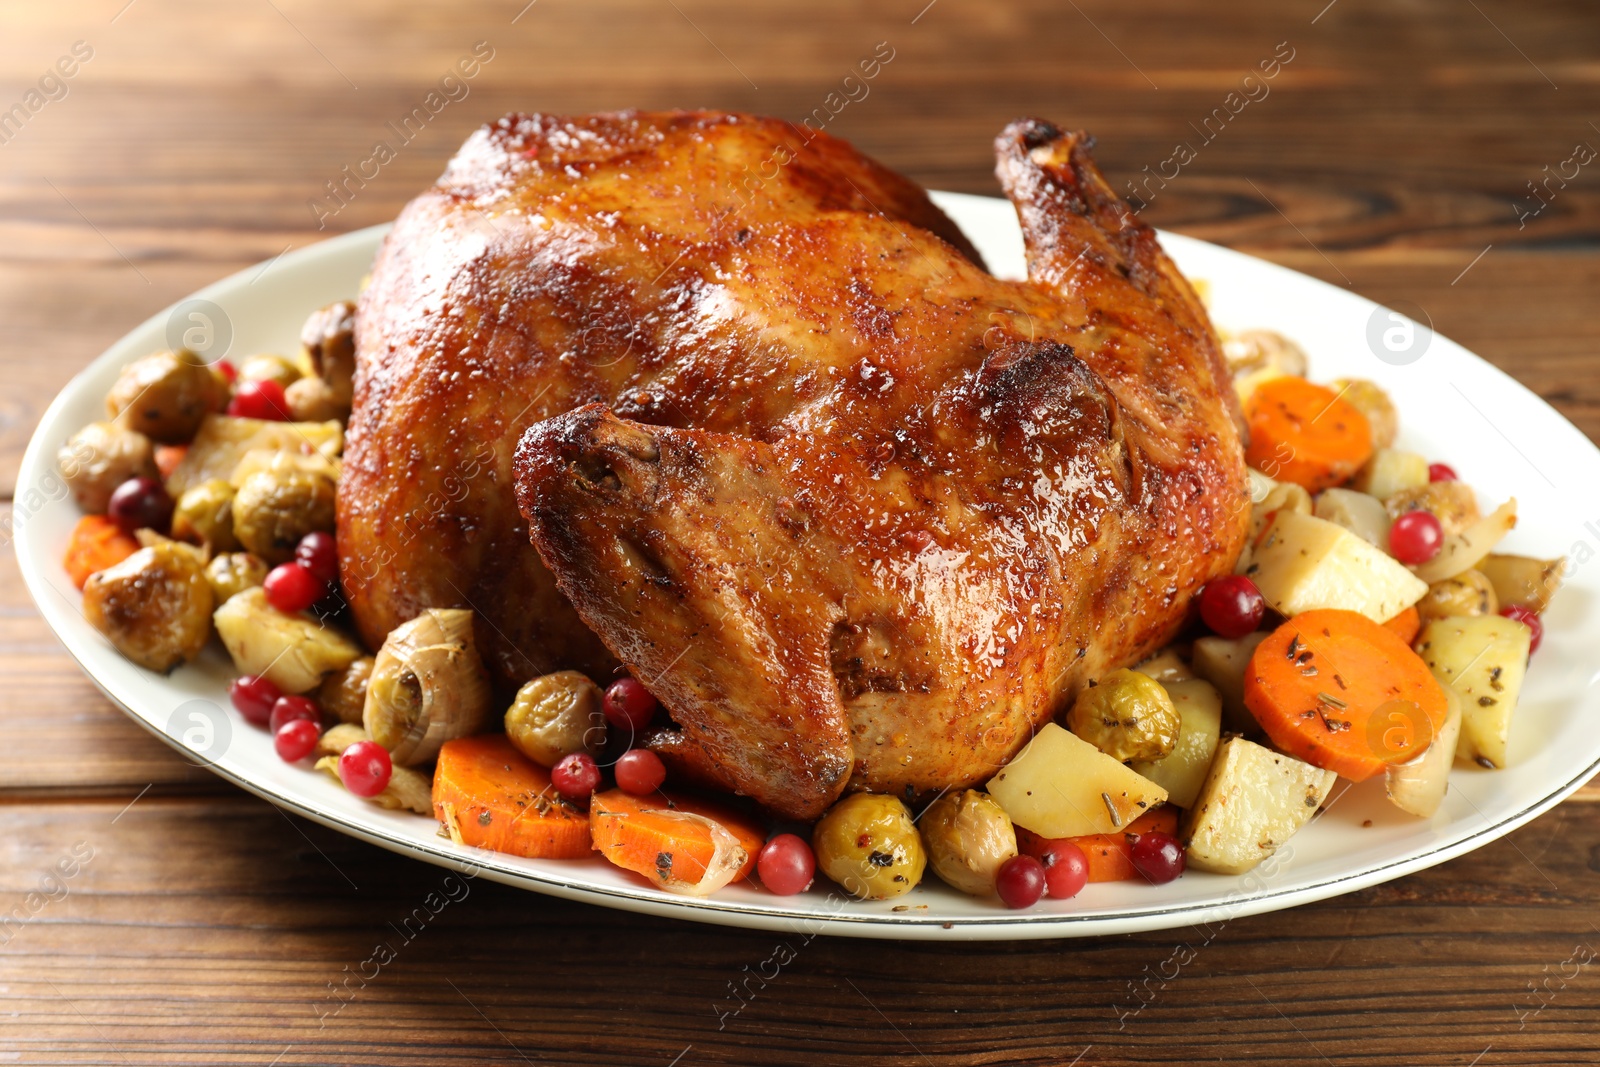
[165,414,343,496]
[237,353,302,389]
[1067,668,1181,762]
[301,300,357,405]
[58,421,158,513]
[1351,448,1429,502]
[1385,687,1463,818]
[590,787,762,894]
[1244,377,1372,492]
[1417,614,1531,769]
[1224,330,1308,404]
[431,735,593,857]
[505,670,606,767]
[1133,647,1195,684]
[171,478,238,551]
[231,467,336,565]
[1130,679,1224,809]
[82,541,213,672]
[920,789,1017,897]
[1411,499,1516,584]
[316,754,432,815]
[319,656,375,725]
[105,350,226,444]
[63,515,141,590]
[214,586,362,693]
[1385,481,1480,538]
[1181,736,1337,875]
[812,793,926,900]
[1246,509,1427,623]
[1191,631,1270,734]
[364,608,493,766]
[203,551,268,603]
[986,723,1168,839]
[285,376,347,422]
[1328,378,1399,450]
[1415,569,1498,622]
[1313,487,1390,547]
[1478,553,1565,614]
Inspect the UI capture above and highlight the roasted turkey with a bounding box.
[340,110,1249,821]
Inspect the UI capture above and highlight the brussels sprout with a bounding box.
[1386,481,1480,538]
[505,671,606,767]
[920,789,1017,897]
[1067,667,1181,763]
[1416,569,1498,622]
[58,421,157,513]
[204,551,268,603]
[231,468,336,564]
[1329,378,1399,450]
[105,350,226,444]
[812,793,925,900]
[301,300,356,404]
[285,376,348,422]
[171,478,238,551]
[82,542,213,672]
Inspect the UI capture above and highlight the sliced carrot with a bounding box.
[1243,609,1448,781]
[63,515,140,590]
[1382,605,1421,646]
[590,789,764,893]
[1017,807,1179,883]
[154,444,188,480]
[1244,376,1373,492]
[432,734,591,859]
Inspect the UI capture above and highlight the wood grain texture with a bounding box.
[3,0,1600,1062]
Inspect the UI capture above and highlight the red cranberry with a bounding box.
[996,854,1047,909]
[1130,831,1186,884]
[213,359,238,385]
[229,674,282,726]
[264,561,322,613]
[551,752,601,800]
[269,694,320,734]
[227,379,290,421]
[1198,574,1267,638]
[1388,511,1444,565]
[106,476,174,535]
[338,741,392,797]
[614,748,667,795]
[1036,840,1090,899]
[294,531,339,588]
[1427,463,1458,483]
[274,718,321,762]
[757,833,816,895]
[603,677,658,734]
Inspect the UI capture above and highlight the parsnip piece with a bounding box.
[1478,553,1565,614]
[1385,688,1463,818]
[1411,499,1517,584]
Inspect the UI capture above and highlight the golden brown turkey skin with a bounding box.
[345,110,1249,819]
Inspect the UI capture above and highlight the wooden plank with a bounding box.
[0,794,1597,1063]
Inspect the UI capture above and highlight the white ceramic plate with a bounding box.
[16,192,1600,940]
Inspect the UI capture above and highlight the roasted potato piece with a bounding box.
[237,353,301,389]
[214,586,362,693]
[1133,647,1195,684]
[231,468,336,564]
[1191,631,1270,735]
[105,350,226,444]
[57,421,158,513]
[1329,378,1398,449]
[1067,668,1181,762]
[1415,569,1498,622]
[1130,679,1224,810]
[165,414,343,496]
[1385,481,1480,538]
[82,542,213,672]
[1478,553,1565,614]
[1351,448,1429,501]
[1246,509,1427,624]
[920,790,1017,897]
[812,793,925,900]
[301,300,357,404]
[986,723,1167,838]
[171,478,238,551]
[1313,487,1389,547]
[1181,736,1337,875]
[319,656,375,725]
[203,551,268,603]
[1417,614,1531,769]
[505,670,606,767]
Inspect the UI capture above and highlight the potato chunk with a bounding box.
[1130,679,1224,809]
[987,723,1166,839]
[1416,614,1531,769]
[1247,509,1427,623]
[1181,737,1337,875]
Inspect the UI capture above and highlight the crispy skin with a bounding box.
[347,110,1250,819]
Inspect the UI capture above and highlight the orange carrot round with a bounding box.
[154,444,188,481]
[1244,609,1448,781]
[432,735,591,859]
[590,789,764,892]
[1382,605,1421,646]
[63,515,140,590]
[1017,807,1178,883]
[1245,377,1373,491]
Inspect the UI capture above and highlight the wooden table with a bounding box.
[4,1,1599,1062]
